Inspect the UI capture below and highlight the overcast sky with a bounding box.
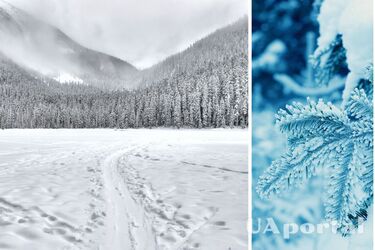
[12,0,247,69]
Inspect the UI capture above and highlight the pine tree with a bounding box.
[173,89,182,128]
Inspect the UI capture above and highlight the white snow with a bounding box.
[316,0,373,102]
[316,0,349,51]
[53,73,84,84]
[0,129,248,250]
[338,0,373,101]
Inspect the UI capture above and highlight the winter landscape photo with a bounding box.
[0,0,248,249]
[252,0,373,249]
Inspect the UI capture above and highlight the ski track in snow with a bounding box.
[116,150,218,250]
[0,129,248,250]
[101,147,157,250]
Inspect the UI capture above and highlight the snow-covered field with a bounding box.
[0,129,248,250]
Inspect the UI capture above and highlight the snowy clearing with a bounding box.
[0,129,248,250]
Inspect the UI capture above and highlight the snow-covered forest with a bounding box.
[0,2,249,249]
[0,17,248,129]
[253,0,373,249]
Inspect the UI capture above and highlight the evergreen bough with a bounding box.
[257,84,373,236]
[311,34,348,86]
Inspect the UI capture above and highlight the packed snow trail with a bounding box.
[101,147,156,250]
[0,129,248,250]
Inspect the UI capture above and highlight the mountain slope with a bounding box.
[0,17,248,129]
[0,0,137,89]
[133,16,248,86]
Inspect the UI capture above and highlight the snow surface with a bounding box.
[0,129,248,250]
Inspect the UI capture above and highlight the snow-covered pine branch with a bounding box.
[257,85,373,235]
[311,34,348,86]
[312,0,373,103]
[257,0,373,236]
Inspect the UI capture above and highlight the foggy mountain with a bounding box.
[132,16,248,87]
[0,2,248,129]
[0,0,138,88]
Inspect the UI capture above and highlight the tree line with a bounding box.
[0,18,248,129]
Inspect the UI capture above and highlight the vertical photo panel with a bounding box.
[252,0,373,249]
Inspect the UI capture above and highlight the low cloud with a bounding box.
[12,0,247,69]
